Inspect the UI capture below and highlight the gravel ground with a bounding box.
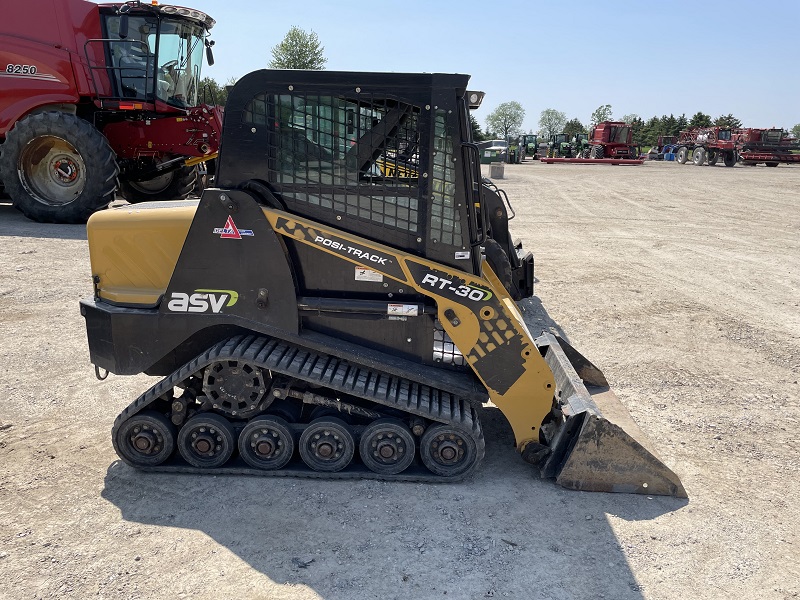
[0,159,798,599]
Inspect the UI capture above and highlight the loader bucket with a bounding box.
[532,332,687,498]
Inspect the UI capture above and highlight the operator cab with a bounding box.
[96,2,215,109]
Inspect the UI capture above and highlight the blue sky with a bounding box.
[105,0,800,131]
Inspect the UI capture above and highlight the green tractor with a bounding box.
[520,134,539,160]
[548,133,572,158]
[573,133,590,158]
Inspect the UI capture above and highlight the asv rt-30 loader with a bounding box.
[81,70,686,496]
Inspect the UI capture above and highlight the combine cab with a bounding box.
[81,70,685,497]
[0,0,222,222]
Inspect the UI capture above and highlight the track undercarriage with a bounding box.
[113,335,485,481]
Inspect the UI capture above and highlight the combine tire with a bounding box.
[692,147,706,166]
[707,150,718,166]
[590,145,604,159]
[119,165,197,203]
[0,112,118,223]
[765,162,779,167]
[676,146,689,164]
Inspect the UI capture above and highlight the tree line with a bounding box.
[480,103,798,147]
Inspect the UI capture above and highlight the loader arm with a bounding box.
[262,207,554,453]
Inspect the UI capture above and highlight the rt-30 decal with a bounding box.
[420,274,493,302]
[213,215,253,239]
[167,289,239,313]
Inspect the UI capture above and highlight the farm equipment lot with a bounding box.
[1,161,798,599]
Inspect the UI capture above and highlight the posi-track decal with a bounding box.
[272,217,405,279]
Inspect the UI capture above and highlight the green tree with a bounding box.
[268,26,327,70]
[620,113,639,125]
[485,101,525,141]
[689,111,713,128]
[469,114,486,142]
[792,124,800,139]
[714,114,743,129]
[590,104,613,126]
[563,118,586,138]
[198,76,236,106]
[538,108,567,138]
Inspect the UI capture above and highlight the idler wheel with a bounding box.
[359,418,415,475]
[114,410,176,467]
[238,416,294,470]
[299,417,354,473]
[420,424,478,477]
[177,413,236,468]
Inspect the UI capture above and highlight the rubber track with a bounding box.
[112,334,486,482]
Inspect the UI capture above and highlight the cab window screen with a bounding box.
[244,92,421,234]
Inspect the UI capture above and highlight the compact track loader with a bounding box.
[81,70,685,496]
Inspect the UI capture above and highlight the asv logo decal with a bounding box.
[167,289,239,313]
[213,216,253,239]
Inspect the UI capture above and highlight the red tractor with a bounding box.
[0,0,222,223]
[675,127,737,167]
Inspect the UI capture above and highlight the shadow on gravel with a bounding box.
[0,203,87,240]
[102,407,685,599]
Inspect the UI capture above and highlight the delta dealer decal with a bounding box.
[213,216,253,239]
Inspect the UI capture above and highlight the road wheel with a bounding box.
[707,150,718,165]
[238,416,294,470]
[693,147,706,166]
[723,151,737,167]
[299,417,355,472]
[420,424,479,478]
[119,164,197,203]
[177,413,237,468]
[359,418,415,475]
[676,146,689,164]
[0,111,118,223]
[113,410,176,467]
[582,148,590,158]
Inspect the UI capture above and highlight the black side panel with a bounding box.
[161,188,299,327]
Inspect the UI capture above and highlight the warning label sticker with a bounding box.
[355,267,383,282]
[387,304,419,317]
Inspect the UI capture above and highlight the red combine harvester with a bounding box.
[541,121,643,165]
[674,127,738,167]
[0,0,222,223]
[735,128,800,167]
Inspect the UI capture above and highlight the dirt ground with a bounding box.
[1,159,798,600]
